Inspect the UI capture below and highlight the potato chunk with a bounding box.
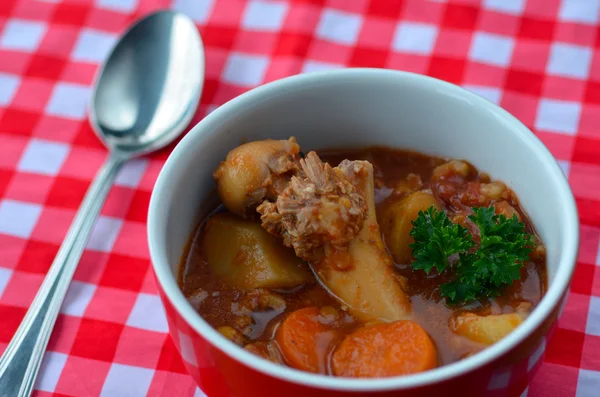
[450,310,528,345]
[313,161,412,322]
[493,200,522,221]
[379,191,442,264]
[432,160,470,180]
[203,213,312,290]
[213,138,300,217]
[480,181,507,201]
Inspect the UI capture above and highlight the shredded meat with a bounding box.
[232,289,287,317]
[230,289,287,337]
[257,152,367,262]
[244,341,285,364]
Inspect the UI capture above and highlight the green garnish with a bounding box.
[409,207,475,274]
[409,206,533,304]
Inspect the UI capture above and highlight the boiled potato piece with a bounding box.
[450,311,527,345]
[432,160,470,180]
[379,191,442,264]
[203,212,312,290]
[494,200,522,221]
[213,138,300,217]
[314,161,412,323]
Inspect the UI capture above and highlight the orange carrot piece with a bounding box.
[332,320,437,378]
[275,307,339,374]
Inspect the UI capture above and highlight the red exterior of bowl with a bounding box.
[156,275,566,397]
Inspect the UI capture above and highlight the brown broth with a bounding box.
[178,147,547,374]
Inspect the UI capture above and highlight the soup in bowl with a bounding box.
[148,69,578,397]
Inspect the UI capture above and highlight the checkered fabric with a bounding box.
[0,0,599,396]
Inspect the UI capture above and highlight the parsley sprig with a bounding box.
[409,206,533,304]
[409,207,474,274]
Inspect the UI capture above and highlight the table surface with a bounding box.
[0,0,599,396]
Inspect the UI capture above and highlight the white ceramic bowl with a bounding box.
[148,69,579,397]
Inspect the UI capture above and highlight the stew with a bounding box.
[178,137,547,378]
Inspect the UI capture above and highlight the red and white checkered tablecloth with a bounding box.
[0,0,599,396]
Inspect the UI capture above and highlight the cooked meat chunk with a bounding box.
[239,289,287,312]
[257,151,367,262]
[245,341,285,364]
[213,137,301,217]
[259,153,410,322]
[230,289,288,337]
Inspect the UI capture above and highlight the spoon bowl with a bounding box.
[92,10,204,155]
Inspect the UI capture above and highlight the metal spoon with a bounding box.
[0,10,204,396]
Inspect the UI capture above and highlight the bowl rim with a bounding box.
[148,68,579,392]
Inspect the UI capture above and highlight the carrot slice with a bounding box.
[275,307,339,373]
[332,320,437,378]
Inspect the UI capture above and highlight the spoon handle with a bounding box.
[0,154,127,397]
